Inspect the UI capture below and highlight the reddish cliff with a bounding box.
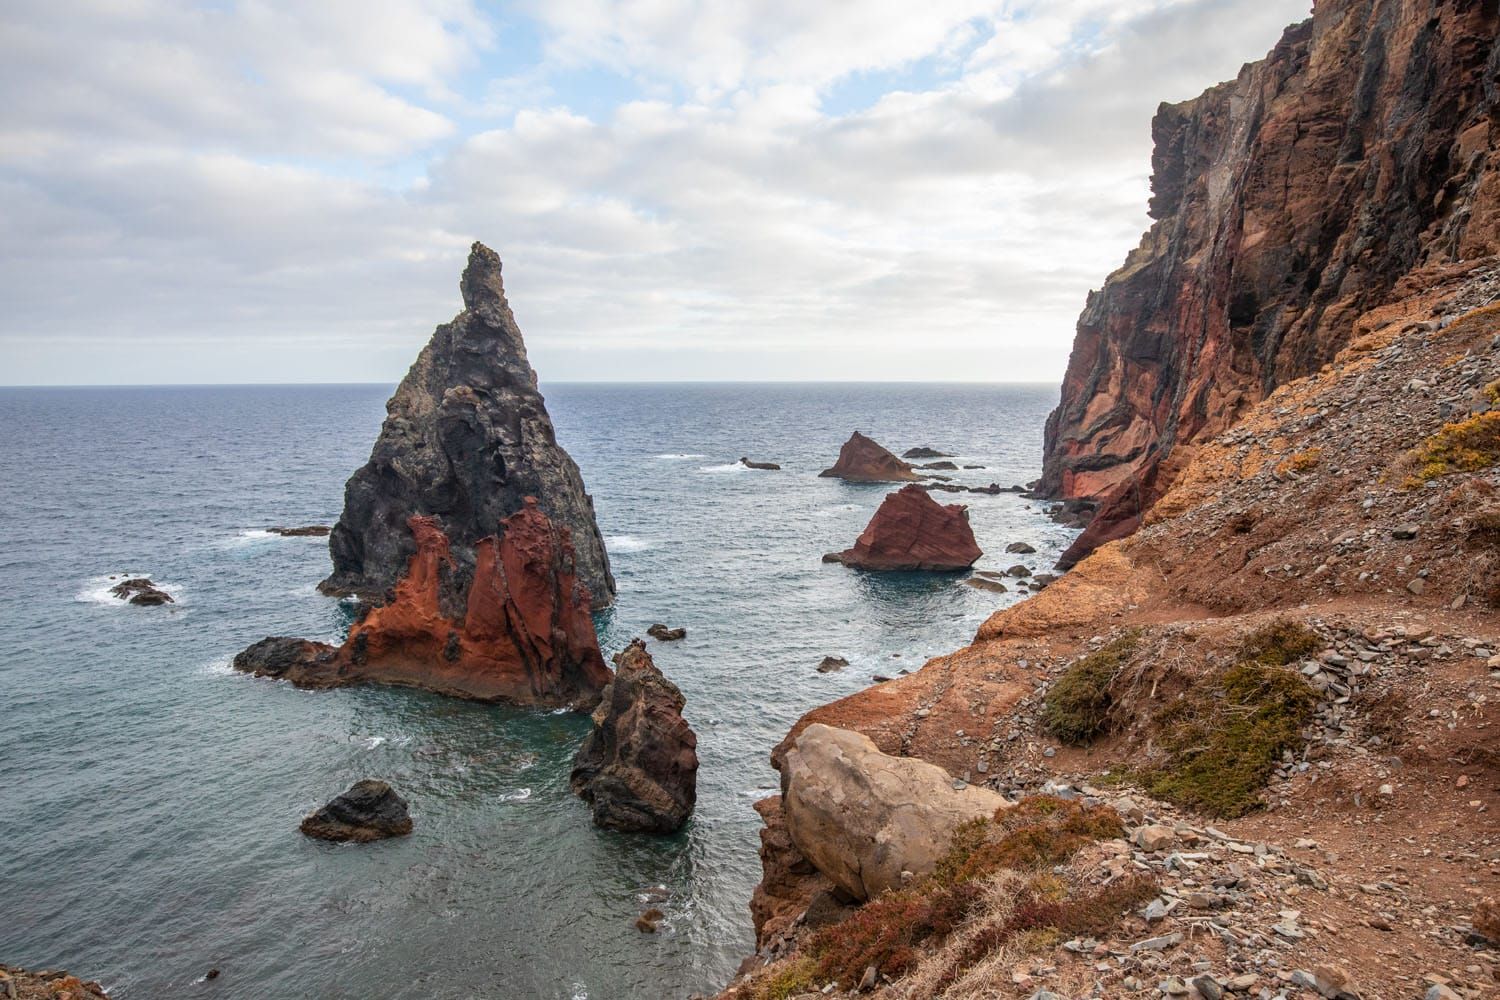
[1042,0,1500,566]
[819,431,919,482]
[235,500,611,708]
[824,484,982,571]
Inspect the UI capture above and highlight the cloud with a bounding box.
[0,0,1311,384]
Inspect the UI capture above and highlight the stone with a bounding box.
[634,907,664,933]
[779,723,1009,901]
[816,656,848,673]
[299,780,412,842]
[108,577,174,606]
[1005,541,1037,554]
[571,640,698,833]
[824,485,982,572]
[1134,825,1176,851]
[266,525,331,536]
[1004,564,1032,577]
[235,504,611,708]
[820,432,920,482]
[1129,932,1182,952]
[965,577,1008,593]
[647,624,687,642]
[1426,988,1461,1000]
[1391,523,1420,540]
[1191,974,1223,1000]
[740,457,780,471]
[902,447,951,459]
[1037,4,1500,567]
[320,242,614,609]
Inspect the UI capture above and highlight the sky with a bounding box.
[0,0,1312,386]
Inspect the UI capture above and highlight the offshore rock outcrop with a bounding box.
[299,780,413,842]
[570,639,698,833]
[819,431,919,482]
[235,502,611,708]
[320,242,614,608]
[1041,0,1500,567]
[823,484,982,571]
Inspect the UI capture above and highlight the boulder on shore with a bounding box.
[820,432,919,482]
[300,780,413,842]
[740,457,781,471]
[824,485,982,572]
[319,242,614,609]
[571,640,698,833]
[779,724,1009,900]
[109,577,173,606]
[234,502,612,709]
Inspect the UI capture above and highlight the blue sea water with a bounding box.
[0,382,1074,999]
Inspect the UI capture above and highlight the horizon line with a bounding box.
[0,378,1064,390]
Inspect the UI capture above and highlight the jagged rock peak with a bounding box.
[320,241,615,608]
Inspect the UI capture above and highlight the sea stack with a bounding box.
[824,484,981,571]
[819,431,920,482]
[299,780,413,843]
[320,241,614,609]
[571,640,698,833]
[234,501,611,708]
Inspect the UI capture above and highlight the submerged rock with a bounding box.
[108,577,174,606]
[299,780,413,842]
[571,640,698,833]
[320,242,614,609]
[820,432,919,482]
[824,485,982,572]
[647,623,687,641]
[235,501,611,708]
[267,525,331,537]
[779,724,1009,900]
[740,457,780,471]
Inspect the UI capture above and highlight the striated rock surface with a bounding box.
[570,639,698,833]
[819,431,919,482]
[299,779,412,842]
[236,501,612,708]
[779,723,1009,901]
[824,484,982,571]
[1041,1,1500,566]
[321,242,614,608]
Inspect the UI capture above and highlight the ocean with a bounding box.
[0,382,1075,999]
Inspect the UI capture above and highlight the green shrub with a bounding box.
[1041,634,1138,744]
[1236,619,1322,666]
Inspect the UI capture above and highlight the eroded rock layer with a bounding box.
[236,502,612,708]
[321,242,614,608]
[1042,0,1500,566]
[824,484,982,571]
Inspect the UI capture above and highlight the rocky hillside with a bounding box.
[1042,0,1500,567]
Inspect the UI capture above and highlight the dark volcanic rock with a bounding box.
[235,502,611,708]
[1040,3,1500,566]
[320,242,614,609]
[918,461,959,471]
[1005,541,1036,554]
[740,457,781,470]
[267,525,331,537]
[820,432,919,482]
[825,485,982,572]
[647,623,686,642]
[902,447,951,459]
[299,779,413,842]
[109,577,173,606]
[816,656,848,673]
[571,640,698,833]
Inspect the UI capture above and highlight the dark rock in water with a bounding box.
[740,457,780,471]
[962,464,985,470]
[965,578,1008,593]
[109,577,174,606]
[918,461,958,471]
[871,674,892,683]
[1005,541,1036,554]
[825,485,982,572]
[233,504,610,708]
[967,483,1002,495]
[647,623,686,641]
[634,907,665,933]
[820,432,919,482]
[816,656,848,673]
[923,482,967,493]
[902,447,951,459]
[320,242,614,610]
[571,640,697,833]
[267,525,331,537]
[299,780,413,842]
[1005,564,1032,578]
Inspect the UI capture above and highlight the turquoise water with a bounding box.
[0,383,1074,999]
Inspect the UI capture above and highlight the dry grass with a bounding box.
[1399,411,1500,487]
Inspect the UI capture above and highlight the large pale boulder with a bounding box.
[779,723,1009,901]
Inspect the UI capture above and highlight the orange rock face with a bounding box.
[235,499,611,709]
[819,431,919,482]
[824,484,982,571]
[1041,1,1500,566]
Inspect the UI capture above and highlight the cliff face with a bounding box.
[321,242,615,608]
[1042,0,1500,565]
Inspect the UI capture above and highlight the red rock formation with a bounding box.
[1042,1,1500,566]
[234,499,611,709]
[819,431,919,482]
[824,484,982,571]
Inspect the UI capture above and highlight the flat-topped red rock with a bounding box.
[823,484,982,572]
